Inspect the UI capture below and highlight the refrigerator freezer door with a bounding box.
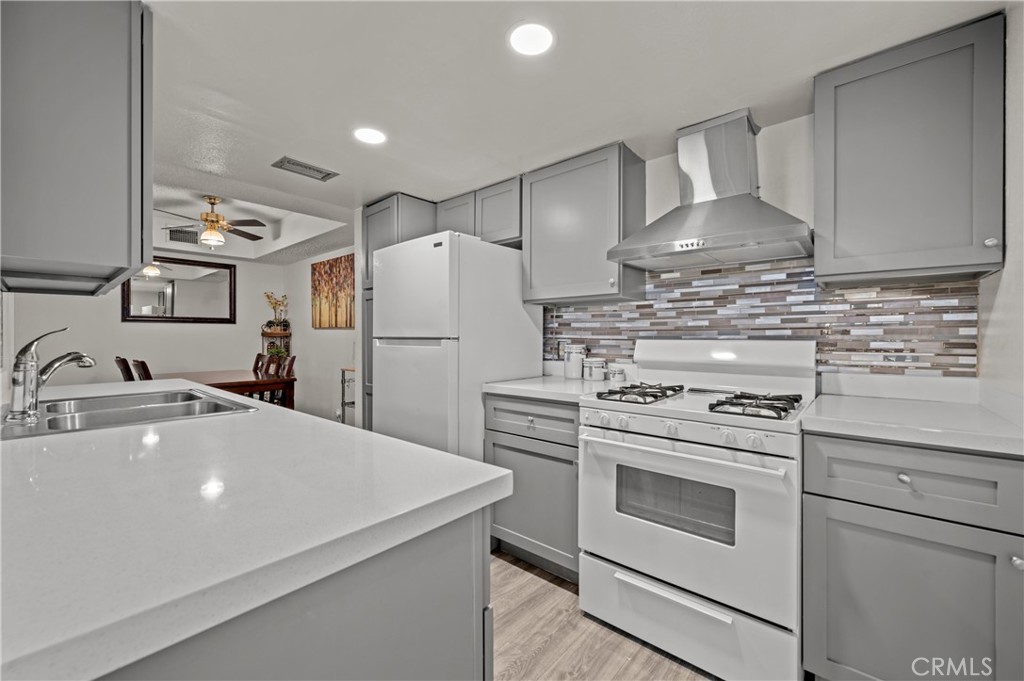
[373,338,459,454]
[374,232,459,339]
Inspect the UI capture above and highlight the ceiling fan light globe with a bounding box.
[200,227,225,246]
[141,264,161,277]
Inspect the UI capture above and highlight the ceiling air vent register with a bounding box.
[167,227,199,245]
[271,156,340,183]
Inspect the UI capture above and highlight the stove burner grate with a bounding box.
[708,392,804,420]
[596,382,685,405]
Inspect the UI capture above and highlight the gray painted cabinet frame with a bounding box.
[813,14,1004,285]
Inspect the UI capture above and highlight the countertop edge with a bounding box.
[2,448,512,680]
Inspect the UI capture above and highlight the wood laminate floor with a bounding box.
[491,552,717,681]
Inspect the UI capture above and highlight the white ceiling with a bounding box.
[149,0,1007,259]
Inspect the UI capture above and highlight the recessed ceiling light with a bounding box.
[354,128,387,145]
[509,23,554,56]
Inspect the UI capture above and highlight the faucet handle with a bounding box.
[13,327,69,365]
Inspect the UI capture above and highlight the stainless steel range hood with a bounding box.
[608,109,812,270]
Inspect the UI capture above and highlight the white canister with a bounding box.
[608,367,626,384]
[582,358,607,381]
[564,344,586,379]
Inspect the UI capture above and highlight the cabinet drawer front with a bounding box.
[484,431,577,571]
[579,554,799,681]
[484,395,579,446]
[803,495,1024,681]
[804,435,1024,534]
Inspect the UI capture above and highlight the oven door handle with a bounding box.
[578,434,787,480]
[613,570,734,625]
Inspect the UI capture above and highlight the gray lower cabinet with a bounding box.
[437,192,475,236]
[1,1,152,296]
[101,511,493,681]
[475,177,521,244]
[803,434,1024,681]
[483,394,579,580]
[361,193,436,290]
[803,495,1023,681]
[813,14,1004,285]
[522,143,646,303]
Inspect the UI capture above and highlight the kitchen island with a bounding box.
[1,379,510,681]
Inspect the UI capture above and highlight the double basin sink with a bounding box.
[1,389,256,440]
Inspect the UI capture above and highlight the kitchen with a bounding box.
[2,2,1023,680]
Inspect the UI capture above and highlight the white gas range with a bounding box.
[577,339,817,681]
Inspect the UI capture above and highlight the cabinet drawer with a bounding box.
[484,430,578,573]
[484,395,579,446]
[579,554,799,681]
[804,435,1024,534]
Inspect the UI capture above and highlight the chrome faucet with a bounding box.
[5,328,96,424]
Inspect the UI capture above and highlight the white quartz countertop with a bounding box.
[1,380,512,681]
[803,394,1024,458]
[483,375,613,403]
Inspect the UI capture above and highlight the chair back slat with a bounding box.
[252,353,268,373]
[115,356,135,382]
[131,359,153,381]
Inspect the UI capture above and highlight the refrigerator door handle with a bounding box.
[374,338,457,347]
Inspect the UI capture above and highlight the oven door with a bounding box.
[578,425,799,629]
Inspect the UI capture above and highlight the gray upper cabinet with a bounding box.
[1,1,152,296]
[813,14,1004,285]
[361,193,436,289]
[522,143,646,303]
[475,177,521,244]
[436,192,475,236]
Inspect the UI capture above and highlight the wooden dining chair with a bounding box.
[252,353,268,373]
[131,359,154,381]
[263,354,282,377]
[114,356,135,382]
[270,356,296,406]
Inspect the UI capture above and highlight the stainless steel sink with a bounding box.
[44,390,204,414]
[1,389,255,440]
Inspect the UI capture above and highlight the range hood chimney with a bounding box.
[607,109,812,270]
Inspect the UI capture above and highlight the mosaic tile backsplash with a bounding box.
[543,257,979,377]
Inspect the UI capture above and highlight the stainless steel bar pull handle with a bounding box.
[613,571,733,625]
[896,472,912,485]
[1011,556,1024,571]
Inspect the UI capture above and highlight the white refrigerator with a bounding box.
[372,231,542,460]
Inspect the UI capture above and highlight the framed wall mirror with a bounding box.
[121,257,236,324]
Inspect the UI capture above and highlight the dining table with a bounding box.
[153,369,296,409]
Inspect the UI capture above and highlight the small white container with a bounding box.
[582,358,607,381]
[608,367,626,384]
[564,344,586,379]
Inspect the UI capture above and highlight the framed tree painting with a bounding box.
[311,254,354,328]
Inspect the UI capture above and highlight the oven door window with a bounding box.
[615,464,736,546]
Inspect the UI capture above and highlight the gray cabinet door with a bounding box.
[522,144,645,303]
[362,193,436,289]
[813,15,1004,285]
[362,196,399,290]
[475,178,521,243]
[1,1,151,296]
[484,430,578,575]
[803,495,1024,681]
[436,192,475,236]
[361,290,373,392]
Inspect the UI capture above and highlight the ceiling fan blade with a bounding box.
[155,208,201,222]
[226,227,263,241]
[161,223,200,230]
[227,219,266,227]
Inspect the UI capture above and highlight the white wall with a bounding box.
[978,4,1024,426]
[7,259,284,386]
[281,246,358,420]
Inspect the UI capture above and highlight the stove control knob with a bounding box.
[617,415,629,429]
[599,412,610,426]
[665,421,678,436]
[745,433,763,450]
[720,430,737,446]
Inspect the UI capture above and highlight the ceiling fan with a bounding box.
[157,195,266,246]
